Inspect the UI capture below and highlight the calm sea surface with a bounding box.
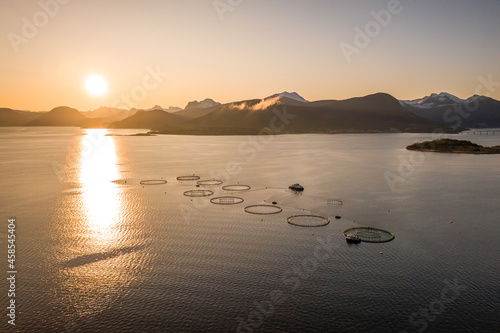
[0,127,499,332]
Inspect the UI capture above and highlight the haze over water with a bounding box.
[1,128,499,332]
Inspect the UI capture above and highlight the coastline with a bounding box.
[406,138,500,154]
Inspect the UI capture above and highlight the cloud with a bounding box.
[227,96,282,111]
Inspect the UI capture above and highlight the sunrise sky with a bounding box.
[1,0,500,111]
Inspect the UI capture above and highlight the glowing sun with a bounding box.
[85,75,108,96]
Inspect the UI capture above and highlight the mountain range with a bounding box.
[400,92,500,128]
[1,92,498,134]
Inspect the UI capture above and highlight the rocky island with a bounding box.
[406,138,500,154]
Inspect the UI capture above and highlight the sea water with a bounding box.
[0,127,499,332]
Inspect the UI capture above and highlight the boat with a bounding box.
[289,183,304,192]
[346,235,361,244]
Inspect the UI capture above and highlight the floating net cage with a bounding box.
[327,199,344,206]
[177,175,201,181]
[210,196,244,205]
[244,204,283,215]
[197,179,223,186]
[287,214,330,227]
[222,185,251,191]
[343,227,395,243]
[183,190,214,197]
[140,179,167,185]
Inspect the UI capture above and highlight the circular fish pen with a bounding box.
[210,196,244,205]
[327,199,344,206]
[183,190,214,197]
[287,214,330,227]
[343,227,395,243]
[140,179,167,185]
[222,185,251,191]
[244,205,282,215]
[177,175,201,181]
[197,179,223,186]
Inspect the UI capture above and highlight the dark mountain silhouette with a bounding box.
[400,94,500,128]
[172,98,223,119]
[184,98,221,110]
[165,106,183,113]
[142,105,183,113]
[0,108,41,126]
[28,106,85,126]
[110,109,187,129]
[82,107,136,122]
[175,104,225,119]
[1,92,489,133]
[184,93,447,134]
[401,92,463,108]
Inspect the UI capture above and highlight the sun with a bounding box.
[85,75,108,96]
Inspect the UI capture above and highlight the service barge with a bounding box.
[345,235,361,244]
[289,184,304,192]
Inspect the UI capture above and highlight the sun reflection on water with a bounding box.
[59,130,143,323]
[80,129,121,242]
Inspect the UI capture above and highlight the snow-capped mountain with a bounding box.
[223,91,309,111]
[400,92,464,109]
[265,91,309,103]
[184,98,221,110]
[400,93,500,128]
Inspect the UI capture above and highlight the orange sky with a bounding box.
[1,0,500,111]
